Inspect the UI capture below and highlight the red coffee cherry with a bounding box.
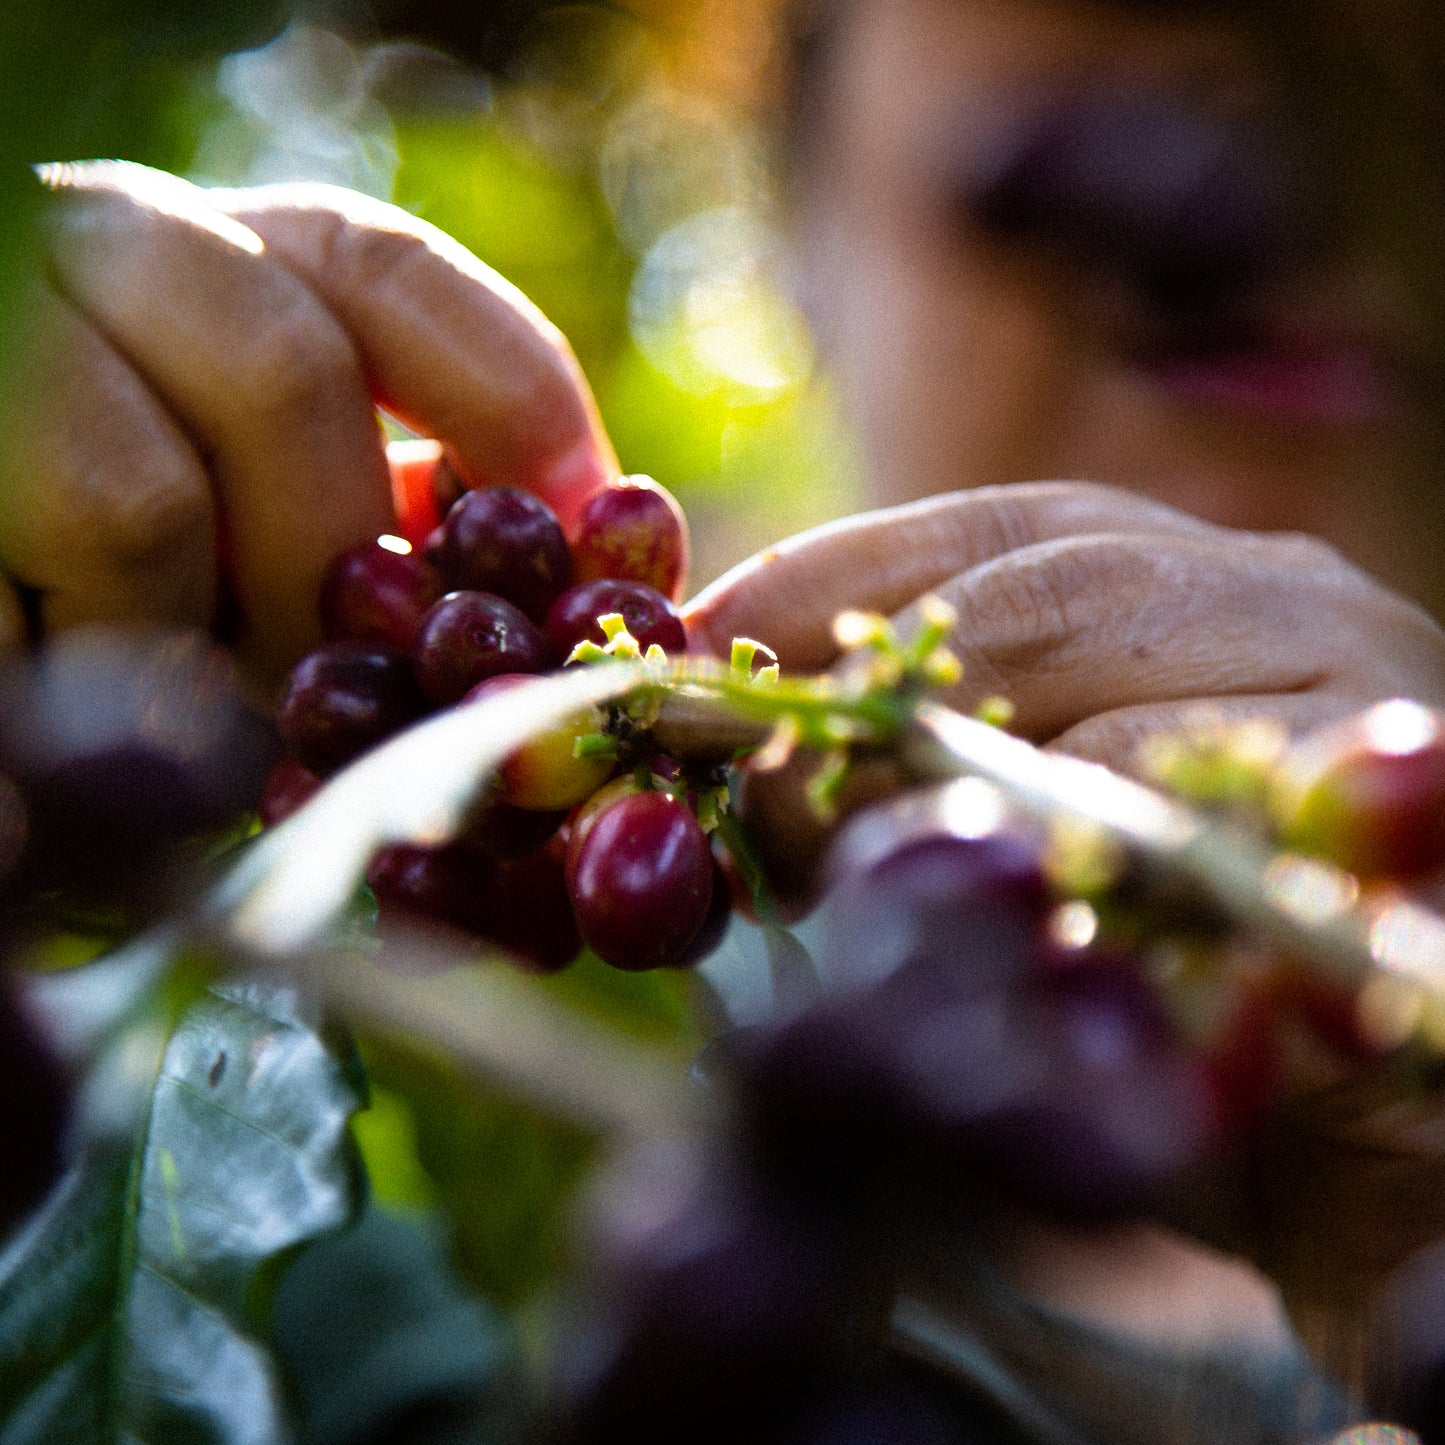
[569,790,712,970]
[570,478,689,603]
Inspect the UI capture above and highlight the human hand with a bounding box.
[685,480,1445,901]
[688,481,1445,1370]
[0,162,619,688]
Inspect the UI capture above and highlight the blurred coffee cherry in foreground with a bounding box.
[0,977,71,1230]
[0,626,277,917]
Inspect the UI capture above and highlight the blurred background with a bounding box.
[0,0,860,587]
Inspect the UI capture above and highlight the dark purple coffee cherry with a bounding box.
[546,578,688,661]
[367,842,494,938]
[441,487,571,620]
[258,758,322,828]
[0,627,277,908]
[0,978,71,1229]
[412,591,551,705]
[476,847,581,973]
[319,538,444,651]
[460,799,567,862]
[278,643,429,777]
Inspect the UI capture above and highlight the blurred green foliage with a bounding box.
[0,2,283,380]
[390,103,860,583]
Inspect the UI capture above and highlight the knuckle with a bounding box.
[327,218,593,446]
[325,215,425,297]
[965,543,1091,663]
[34,444,211,568]
[1257,529,1349,572]
[103,465,213,563]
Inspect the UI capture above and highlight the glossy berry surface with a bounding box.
[1277,700,1445,879]
[441,487,572,621]
[564,775,652,890]
[570,478,689,603]
[569,790,712,970]
[258,758,322,828]
[319,539,443,651]
[676,860,732,968]
[464,674,613,810]
[412,591,551,705]
[278,643,429,777]
[546,578,688,660]
[367,842,493,938]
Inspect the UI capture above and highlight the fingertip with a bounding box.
[528,438,617,536]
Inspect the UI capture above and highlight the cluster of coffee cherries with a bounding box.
[262,473,736,975]
[555,779,1205,1443]
[553,701,1445,1442]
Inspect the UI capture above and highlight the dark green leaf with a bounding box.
[0,979,364,1443]
[273,1205,521,1445]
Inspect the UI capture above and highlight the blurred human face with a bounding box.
[794,0,1444,608]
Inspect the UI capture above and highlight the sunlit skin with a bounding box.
[5,0,1445,1414]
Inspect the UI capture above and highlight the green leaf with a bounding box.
[359,1039,592,1311]
[0,979,365,1443]
[272,1205,521,1445]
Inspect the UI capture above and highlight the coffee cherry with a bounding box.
[412,592,551,705]
[675,860,732,968]
[570,478,689,603]
[460,798,567,862]
[546,578,688,660]
[279,642,429,777]
[464,674,614,811]
[476,846,581,973]
[569,791,712,970]
[319,538,444,651]
[367,842,493,938]
[564,774,663,890]
[0,979,71,1230]
[441,487,572,621]
[0,628,276,908]
[1274,700,1445,879]
[258,758,322,828]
